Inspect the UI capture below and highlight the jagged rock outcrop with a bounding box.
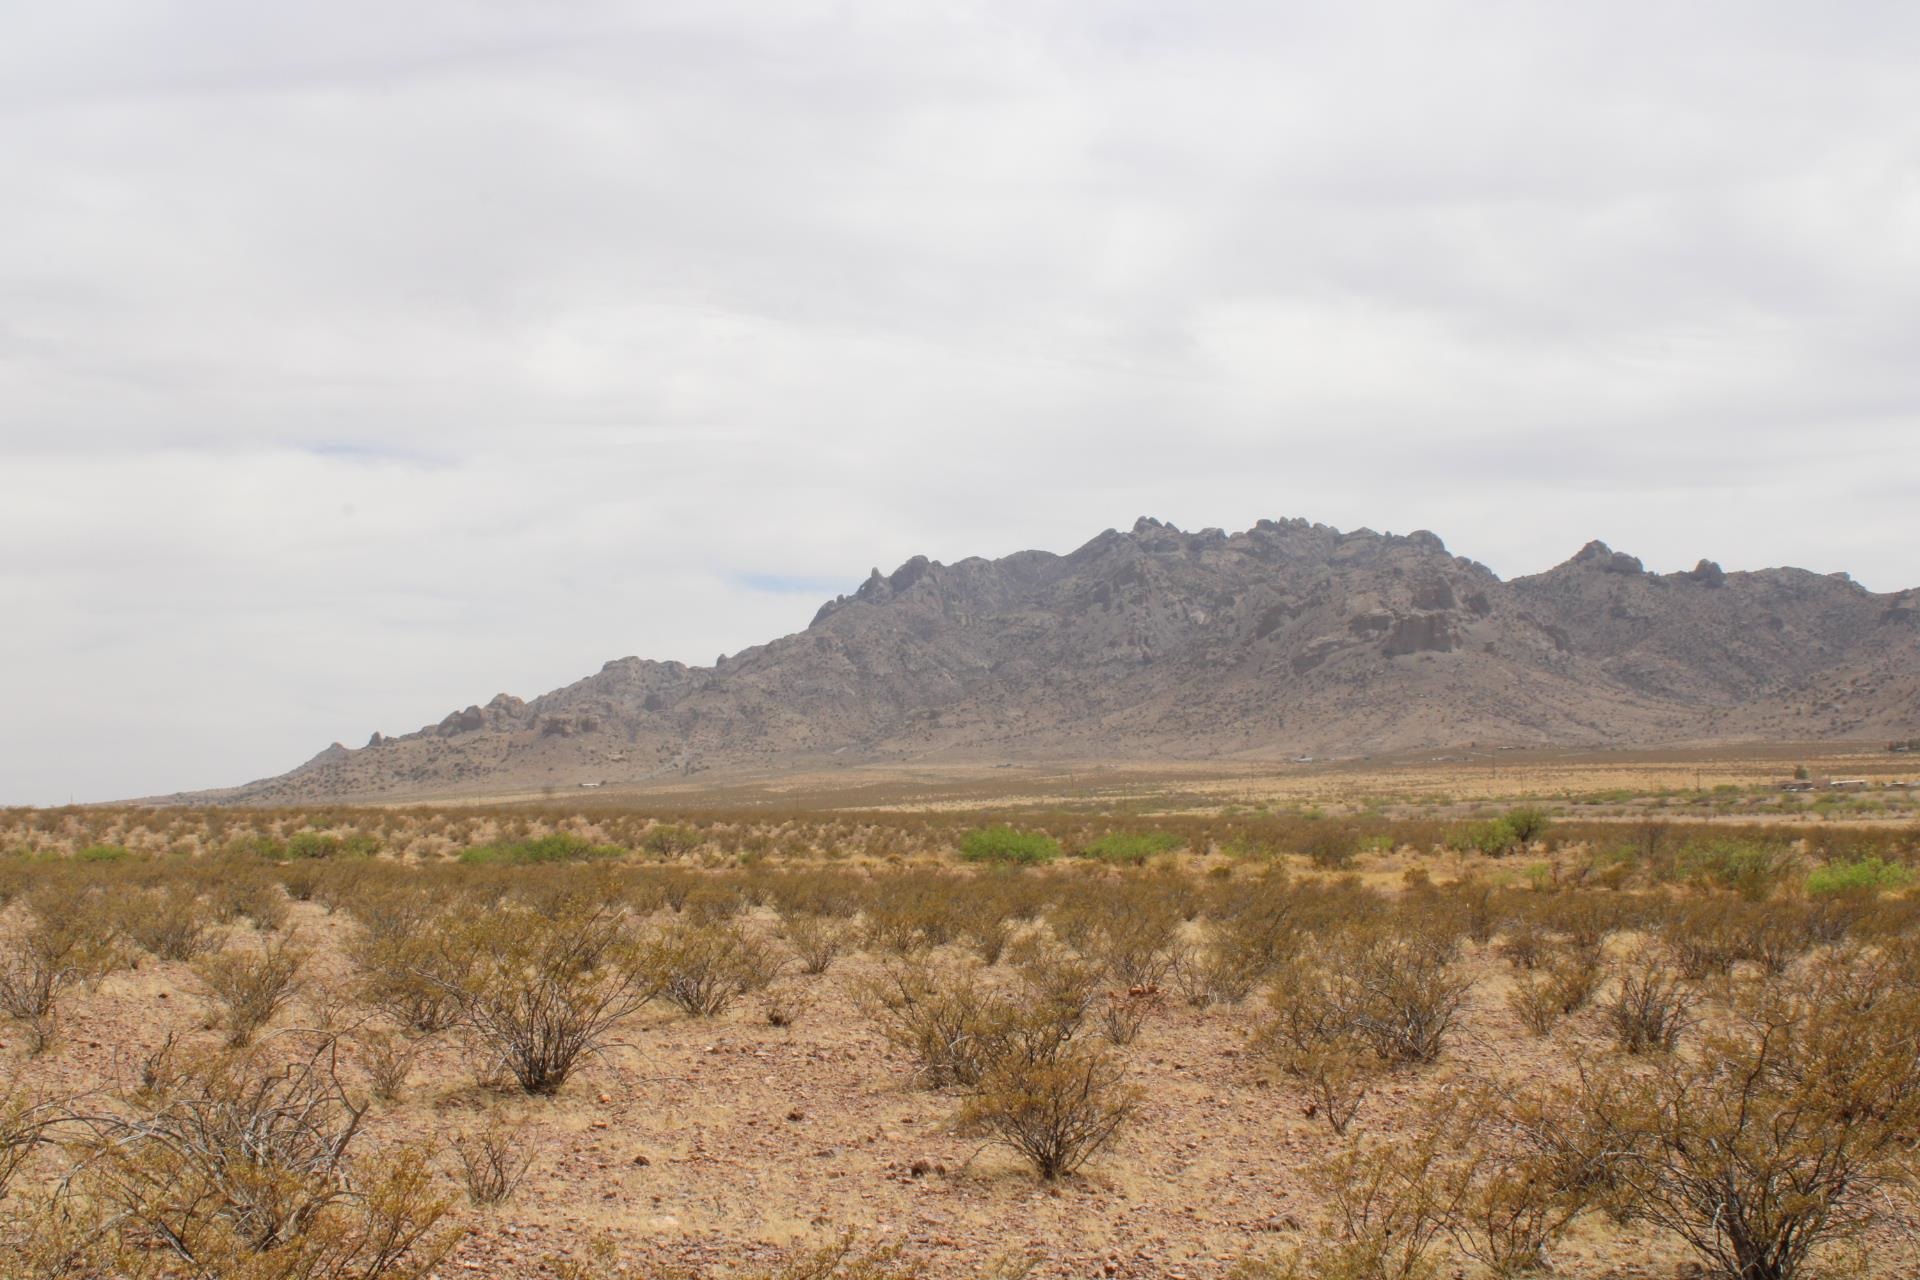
[190,517,1920,802]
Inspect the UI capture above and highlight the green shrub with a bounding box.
[1807,858,1914,897]
[1449,819,1518,857]
[958,827,1060,865]
[458,833,614,865]
[285,831,342,860]
[1681,837,1794,901]
[75,844,133,863]
[1504,807,1552,849]
[1078,832,1180,865]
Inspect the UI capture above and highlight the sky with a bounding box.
[3,1,1917,804]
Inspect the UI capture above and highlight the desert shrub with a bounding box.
[1,883,128,1053]
[356,1028,421,1102]
[1056,889,1183,989]
[1604,949,1694,1054]
[351,925,475,1036]
[957,827,1059,865]
[958,1047,1137,1179]
[434,900,651,1095]
[1568,960,1920,1280]
[193,933,310,1047]
[1,928,84,1056]
[1282,1035,1375,1137]
[639,919,784,1017]
[1681,836,1795,900]
[67,1037,457,1278]
[1077,831,1181,865]
[1449,818,1518,857]
[1660,898,1758,978]
[639,823,704,857]
[1430,1092,1593,1279]
[859,963,1007,1090]
[286,831,343,860]
[1290,1132,1451,1280]
[1097,984,1164,1046]
[76,842,134,862]
[1206,871,1320,982]
[1807,857,1913,897]
[204,866,292,932]
[1168,938,1267,1007]
[124,884,216,960]
[1272,923,1473,1066]
[0,1079,61,1204]
[858,958,1090,1091]
[1502,807,1552,850]
[452,1119,536,1206]
[458,833,614,866]
[1506,948,1603,1036]
[1496,918,1549,970]
[780,912,854,975]
[1299,824,1362,870]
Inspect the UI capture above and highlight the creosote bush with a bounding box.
[639,919,785,1017]
[62,1036,458,1278]
[959,1046,1138,1180]
[193,932,310,1047]
[433,899,651,1095]
[957,827,1060,865]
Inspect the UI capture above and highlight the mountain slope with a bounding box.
[203,517,1920,802]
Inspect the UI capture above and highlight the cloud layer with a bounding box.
[4,2,1917,802]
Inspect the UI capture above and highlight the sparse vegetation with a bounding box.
[1,791,1918,1274]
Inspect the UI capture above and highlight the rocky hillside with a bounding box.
[198,517,1920,802]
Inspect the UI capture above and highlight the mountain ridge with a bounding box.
[182,516,1920,803]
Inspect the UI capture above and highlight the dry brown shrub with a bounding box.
[1604,948,1695,1054]
[434,900,651,1095]
[1565,956,1920,1280]
[639,919,785,1018]
[194,933,310,1048]
[958,1047,1138,1180]
[857,955,1091,1092]
[1507,947,1603,1036]
[451,1118,536,1206]
[349,925,473,1037]
[1168,936,1267,1007]
[354,1028,421,1103]
[1097,985,1164,1046]
[779,912,854,976]
[1274,923,1473,1066]
[1290,1131,1451,1280]
[123,884,217,961]
[62,1036,458,1278]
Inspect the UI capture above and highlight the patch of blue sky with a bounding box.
[736,573,852,595]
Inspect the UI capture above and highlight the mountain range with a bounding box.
[195,517,1919,803]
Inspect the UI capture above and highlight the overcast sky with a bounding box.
[4,2,1917,804]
